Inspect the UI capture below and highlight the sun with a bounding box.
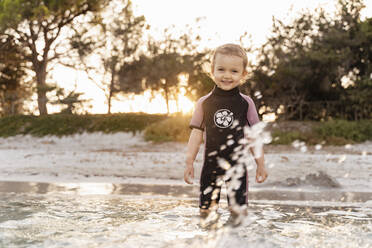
[110,88,194,115]
[110,73,194,114]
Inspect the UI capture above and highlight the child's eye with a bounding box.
[218,68,224,71]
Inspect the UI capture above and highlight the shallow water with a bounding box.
[0,182,371,248]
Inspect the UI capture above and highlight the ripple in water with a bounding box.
[0,192,371,248]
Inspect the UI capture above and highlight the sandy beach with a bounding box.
[0,132,371,197]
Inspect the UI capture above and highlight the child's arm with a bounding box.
[250,147,268,183]
[184,129,203,184]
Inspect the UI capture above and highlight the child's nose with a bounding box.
[223,72,232,78]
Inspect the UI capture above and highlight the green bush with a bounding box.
[1,114,370,146]
[143,115,191,142]
[85,114,167,134]
[271,120,372,145]
[271,130,306,145]
[0,115,34,137]
[314,119,372,143]
[143,118,372,145]
[0,113,166,137]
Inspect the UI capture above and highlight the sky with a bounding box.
[133,0,372,49]
[46,0,372,115]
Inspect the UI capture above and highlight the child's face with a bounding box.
[212,53,247,91]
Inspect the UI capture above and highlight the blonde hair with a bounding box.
[211,43,248,72]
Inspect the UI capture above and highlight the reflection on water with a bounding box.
[0,182,371,248]
[1,181,371,202]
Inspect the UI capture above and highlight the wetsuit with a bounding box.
[189,86,260,209]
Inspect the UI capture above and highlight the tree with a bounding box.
[124,27,206,114]
[341,16,372,120]
[142,51,184,114]
[0,35,30,115]
[0,0,107,115]
[115,20,215,114]
[50,86,87,114]
[70,0,146,114]
[247,0,371,120]
[182,51,214,100]
[118,48,212,114]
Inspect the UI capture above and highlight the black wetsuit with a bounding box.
[189,86,260,209]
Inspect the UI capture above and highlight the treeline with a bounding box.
[245,0,372,121]
[0,0,371,121]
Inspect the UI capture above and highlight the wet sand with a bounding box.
[1,181,371,203]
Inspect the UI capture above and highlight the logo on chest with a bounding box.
[214,109,234,128]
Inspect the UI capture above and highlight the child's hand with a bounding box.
[184,165,194,184]
[256,166,268,183]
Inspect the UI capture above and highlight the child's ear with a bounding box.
[242,70,248,78]
[240,70,248,84]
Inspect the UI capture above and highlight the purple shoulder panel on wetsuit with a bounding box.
[240,93,260,126]
[189,92,212,131]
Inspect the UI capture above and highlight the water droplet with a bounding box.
[300,146,307,153]
[292,140,301,148]
[203,186,213,195]
[218,158,231,170]
[344,144,352,149]
[208,151,217,157]
[254,91,262,99]
[338,155,346,163]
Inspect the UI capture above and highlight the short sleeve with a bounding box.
[189,98,205,131]
[241,94,260,126]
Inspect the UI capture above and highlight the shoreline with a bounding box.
[1,132,371,200]
[1,180,372,206]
